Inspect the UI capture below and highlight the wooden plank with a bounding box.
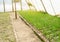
[14,0,19,2]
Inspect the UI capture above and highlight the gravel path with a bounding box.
[9,12,42,42]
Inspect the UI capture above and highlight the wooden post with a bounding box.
[40,0,48,13]
[14,2,17,19]
[3,0,5,12]
[12,0,14,12]
[20,0,22,10]
[49,0,56,14]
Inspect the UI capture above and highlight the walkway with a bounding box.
[9,12,42,42]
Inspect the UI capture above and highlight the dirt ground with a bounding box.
[9,12,42,42]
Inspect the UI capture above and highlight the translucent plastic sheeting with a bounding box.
[0,0,60,16]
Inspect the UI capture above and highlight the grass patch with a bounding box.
[0,12,16,42]
[19,10,60,42]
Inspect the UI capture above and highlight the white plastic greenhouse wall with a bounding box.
[0,0,60,16]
